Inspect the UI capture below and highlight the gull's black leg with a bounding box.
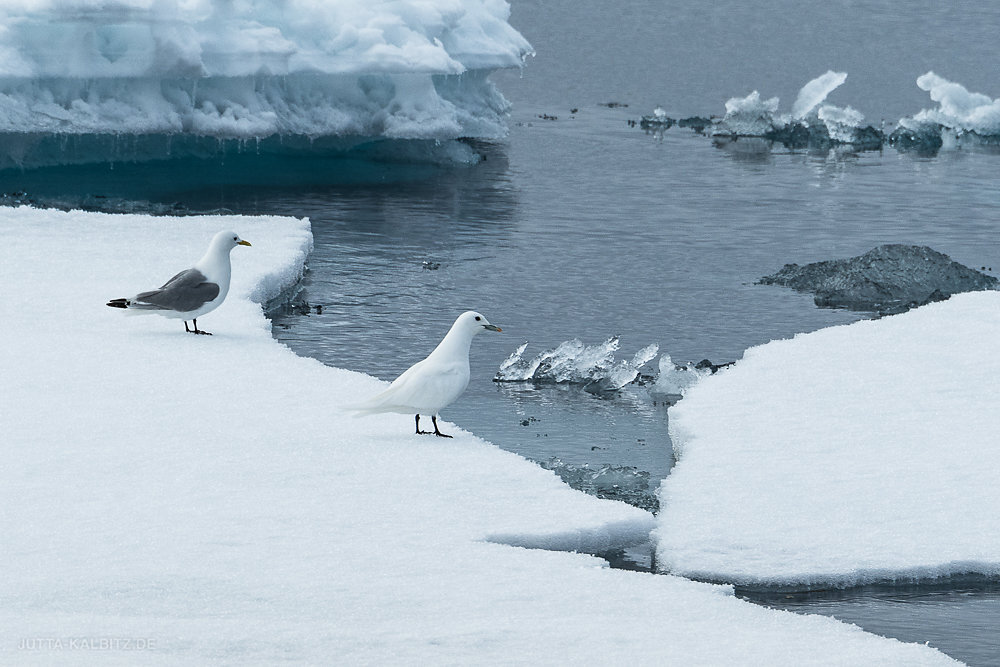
[184,321,192,333]
[192,318,212,335]
[416,414,433,435]
[432,415,453,438]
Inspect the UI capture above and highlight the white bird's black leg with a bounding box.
[184,321,193,333]
[415,414,431,435]
[432,415,452,438]
[192,318,212,335]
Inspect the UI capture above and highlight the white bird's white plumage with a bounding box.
[106,229,251,334]
[353,311,502,436]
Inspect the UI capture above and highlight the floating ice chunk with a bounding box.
[601,343,659,391]
[917,72,997,124]
[538,457,659,513]
[718,90,780,136]
[650,354,710,397]
[494,337,658,392]
[711,72,882,150]
[790,70,847,119]
[816,104,865,143]
[724,90,779,117]
[893,72,1000,151]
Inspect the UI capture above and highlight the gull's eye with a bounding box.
[233,236,238,241]
[474,316,482,321]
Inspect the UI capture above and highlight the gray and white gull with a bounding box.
[107,230,251,335]
[353,311,502,437]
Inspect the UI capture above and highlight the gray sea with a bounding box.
[3,0,999,663]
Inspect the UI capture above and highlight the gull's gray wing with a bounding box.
[133,268,220,312]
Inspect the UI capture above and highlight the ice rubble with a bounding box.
[494,339,723,401]
[657,290,1000,589]
[891,72,1000,151]
[710,71,884,149]
[757,244,998,315]
[0,0,532,166]
[648,71,1000,154]
[495,336,659,392]
[0,207,958,664]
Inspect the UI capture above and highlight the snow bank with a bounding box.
[0,0,532,166]
[0,207,957,664]
[657,291,1000,589]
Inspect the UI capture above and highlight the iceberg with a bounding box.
[0,0,533,167]
[494,337,658,392]
[657,291,1000,590]
[0,206,960,664]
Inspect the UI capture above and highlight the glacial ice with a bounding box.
[0,0,532,167]
[494,337,658,392]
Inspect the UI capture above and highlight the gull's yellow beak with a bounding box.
[238,240,252,246]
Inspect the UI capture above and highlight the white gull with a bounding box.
[353,311,502,437]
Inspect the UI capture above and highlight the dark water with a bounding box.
[740,581,1000,665]
[3,0,1000,663]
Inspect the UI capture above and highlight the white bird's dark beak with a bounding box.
[238,239,252,246]
[483,324,502,332]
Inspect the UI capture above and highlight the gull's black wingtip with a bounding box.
[106,298,129,309]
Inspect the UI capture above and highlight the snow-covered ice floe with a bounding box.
[657,291,1000,590]
[0,207,959,664]
[0,0,533,167]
